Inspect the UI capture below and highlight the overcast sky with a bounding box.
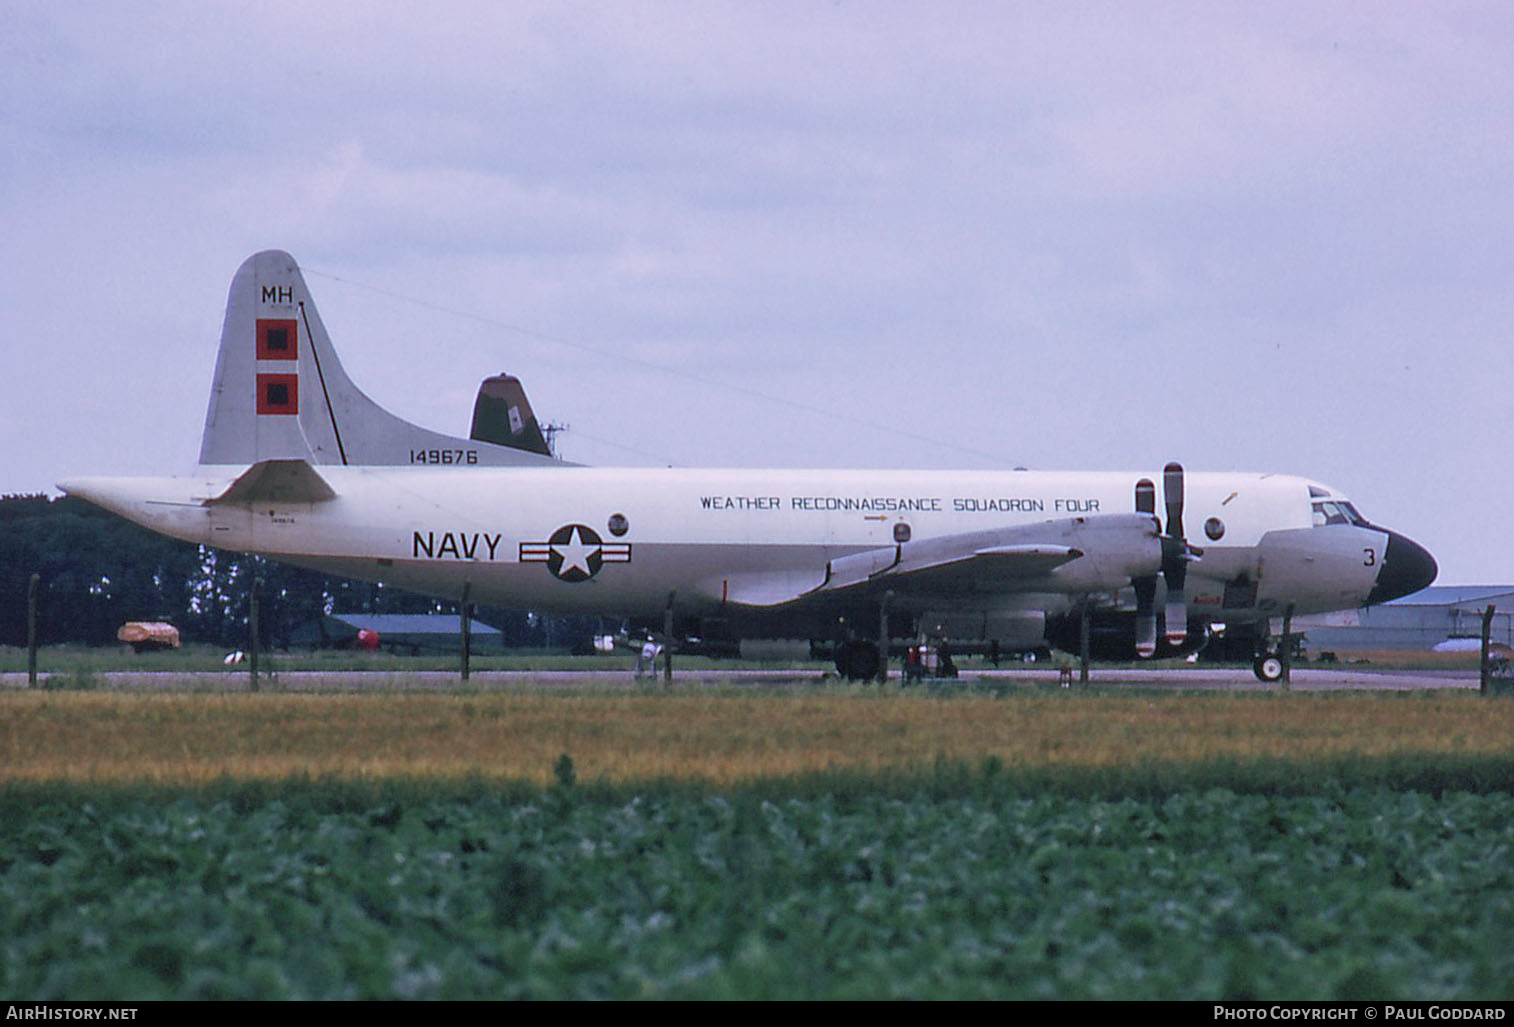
[4,2,1511,583]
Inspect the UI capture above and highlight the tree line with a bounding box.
[0,494,595,649]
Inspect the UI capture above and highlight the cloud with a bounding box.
[5,1,1514,579]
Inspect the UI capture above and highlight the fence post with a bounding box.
[1280,604,1295,690]
[460,581,472,681]
[1078,604,1091,684]
[663,593,675,683]
[27,573,40,687]
[1480,604,1495,696]
[249,577,261,691]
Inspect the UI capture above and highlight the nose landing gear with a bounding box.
[1252,605,1299,684]
[1253,654,1285,682]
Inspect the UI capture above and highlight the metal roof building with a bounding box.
[292,613,504,652]
[1294,586,1514,652]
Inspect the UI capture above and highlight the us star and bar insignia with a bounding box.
[520,524,632,582]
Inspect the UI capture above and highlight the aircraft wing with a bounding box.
[723,513,1162,608]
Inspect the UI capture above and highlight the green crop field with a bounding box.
[2,686,1511,999]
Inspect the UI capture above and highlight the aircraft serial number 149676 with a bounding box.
[62,251,1437,681]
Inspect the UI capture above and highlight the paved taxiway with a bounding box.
[0,667,1486,692]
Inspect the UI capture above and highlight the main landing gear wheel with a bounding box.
[1253,655,1284,682]
[835,640,880,682]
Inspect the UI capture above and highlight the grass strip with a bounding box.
[3,689,1511,789]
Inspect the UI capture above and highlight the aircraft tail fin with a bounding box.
[199,250,566,468]
[469,373,553,456]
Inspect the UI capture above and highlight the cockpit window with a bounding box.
[1311,500,1367,527]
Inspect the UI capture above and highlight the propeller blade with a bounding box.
[1164,574,1187,646]
[1132,478,1159,657]
[1162,462,1188,646]
[1134,575,1157,658]
[1163,462,1184,539]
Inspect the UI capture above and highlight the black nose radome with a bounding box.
[1367,532,1438,605]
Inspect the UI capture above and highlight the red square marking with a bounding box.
[256,373,299,415]
[257,319,298,361]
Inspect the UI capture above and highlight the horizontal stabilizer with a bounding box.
[208,459,337,506]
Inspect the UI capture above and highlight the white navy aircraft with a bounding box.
[61,251,1437,681]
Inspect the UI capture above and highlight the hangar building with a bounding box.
[1294,586,1514,653]
[291,613,503,653]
